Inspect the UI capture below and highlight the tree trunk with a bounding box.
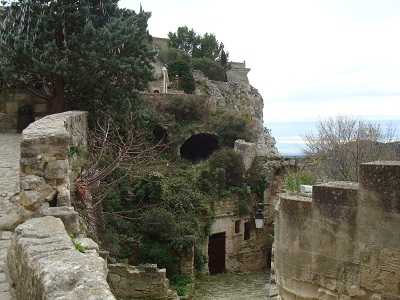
[49,76,67,114]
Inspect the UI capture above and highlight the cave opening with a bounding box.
[180,133,219,160]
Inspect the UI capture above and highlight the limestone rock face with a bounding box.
[193,70,280,164]
[7,216,115,300]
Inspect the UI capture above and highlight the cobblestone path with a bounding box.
[0,133,20,300]
[192,271,278,300]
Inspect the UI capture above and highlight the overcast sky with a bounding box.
[119,0,400,155]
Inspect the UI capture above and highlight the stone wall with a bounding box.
[0,89,48,132]
[274,161,400,300]
[207,195,271,273]
[18,111,88,234]
[108,263,176,299]
[7,216,115,299]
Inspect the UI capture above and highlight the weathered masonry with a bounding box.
[274,161,400,300]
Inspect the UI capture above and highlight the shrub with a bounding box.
[208,112,250,147]
[283,171,316,194]
[167,61,196,94]
[164,96,201,123]
[192,57,226,81]
[208,149,245,187]
[160,48,192,65]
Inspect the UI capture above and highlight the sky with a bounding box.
[119,0,400,155]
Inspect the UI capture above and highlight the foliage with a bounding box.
[159,48,192,65]
[192,57,226,81]
[167,26,199,56]
[283,171,316,195]
[167,26,229,69]
[208,112,251,147]
[0,1,154,113]
[208,149,246,188]
[169,274,193,296]
[302,115,398,181]
[167,61,196,94]
[163,96,202,123]
[69,233,85,253]
[246,158,270,200]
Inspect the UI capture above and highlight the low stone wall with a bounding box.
[18,111,87,234]
[7,216,115,299]
[274,161,400,300]
[108,263,176,299]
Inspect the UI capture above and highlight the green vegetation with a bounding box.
[1,3,269,296]
[167,61,196,94]
[0,0,154,114]
[192,57,226,81]
[69,233,85,253]
[207,112,252,147]
[283,171,317,195]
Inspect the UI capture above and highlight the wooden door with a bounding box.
[208,232,226,274]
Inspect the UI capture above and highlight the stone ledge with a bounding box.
[7,216,115,300]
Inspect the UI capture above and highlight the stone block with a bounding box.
[5,101,18,113]
[44,159,69,179]
[20,175,45,190]
[40,206,80,236]
[20,190,44,210]
[313,182,359,207]
[56,184,71,206]
[359,161,400,213]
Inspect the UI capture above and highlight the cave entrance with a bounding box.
[180,133,219,160]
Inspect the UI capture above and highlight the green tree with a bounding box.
[167,26,199,56]
[167,26,229,69]
[0,1,154,113]
[167,61,195,94]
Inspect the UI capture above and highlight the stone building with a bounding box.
[274,161,400,300]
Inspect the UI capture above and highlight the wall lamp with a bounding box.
[254,203,272,229]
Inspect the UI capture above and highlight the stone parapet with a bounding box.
[274,161,400,300]
[108,263,176,299]
[7,216,115,300]
[18,111,87,233]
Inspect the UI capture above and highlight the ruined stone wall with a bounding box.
[208,196,271,273]
[0,89,48,132]
[8,216,115,299]
[108,263,176,299]
[18,111,87,234]
[274,161,400,300]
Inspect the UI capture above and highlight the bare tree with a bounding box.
[302,115,398,182]
[75,116,166,247]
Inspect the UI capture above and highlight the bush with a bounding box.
[163,96,201,123]
[283,171,316,194]
[208,112,251,147]
[167,61,196,94]
[160,48,192,65]
[192,57,226,81]
[208,149,245,187]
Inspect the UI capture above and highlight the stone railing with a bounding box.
[18,111,87,235]
[7,216,116,299]
[274,161,400,300]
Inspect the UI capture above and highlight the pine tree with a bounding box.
[0,0,154,114]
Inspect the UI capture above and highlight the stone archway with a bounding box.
[180,133,219,160]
